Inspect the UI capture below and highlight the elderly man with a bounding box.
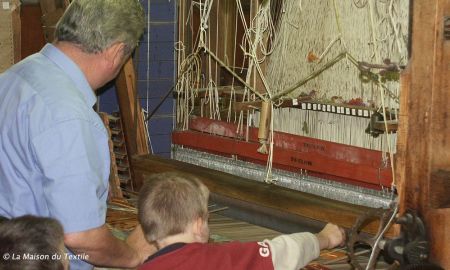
[0,0,153,269]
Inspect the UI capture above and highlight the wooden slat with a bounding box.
[132,154,395,237]
[99,113,124,200]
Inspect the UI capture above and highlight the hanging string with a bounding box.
[379,81,397,190]
[227,2,239,123]
[175,0,408,193]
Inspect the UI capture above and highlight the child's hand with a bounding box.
[316,223,346,250]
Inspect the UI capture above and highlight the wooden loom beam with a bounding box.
[132,154,394,237]
[173,117,393,189]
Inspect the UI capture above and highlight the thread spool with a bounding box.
[257,101,272,154]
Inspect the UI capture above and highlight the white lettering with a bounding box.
[23,253,50,260]
[65,253,89,260]
[257,242,270,257]
[12,253,20,260]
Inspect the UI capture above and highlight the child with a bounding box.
[0,215,68,270]
[138,172,346,270]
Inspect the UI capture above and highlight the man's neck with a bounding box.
[53,41,103,91]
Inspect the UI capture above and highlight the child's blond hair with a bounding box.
[138,172,210,242]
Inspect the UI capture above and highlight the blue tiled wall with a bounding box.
[99,0,176,158]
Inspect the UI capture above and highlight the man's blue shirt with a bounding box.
[0,44,110,270]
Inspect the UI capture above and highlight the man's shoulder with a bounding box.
[8,53,62,81]
[8,56,93,123]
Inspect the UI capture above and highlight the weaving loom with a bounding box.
[168,0,406,205]
[130,0,450,269]
[134,0,404,267]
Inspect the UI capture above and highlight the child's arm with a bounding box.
[265,223,345,270]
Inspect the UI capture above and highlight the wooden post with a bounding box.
[39,0,69,43]
[39,0,57,14]
[250,0,268,95]
[12,0,21,63]
[21,4,46,58]
[396,1,450,267]
[115,58,150,189]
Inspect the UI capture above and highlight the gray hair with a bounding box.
[55,0,145,55]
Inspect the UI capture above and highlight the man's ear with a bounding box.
[104,42,126,68]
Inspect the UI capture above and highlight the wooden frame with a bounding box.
[395,1,450,267]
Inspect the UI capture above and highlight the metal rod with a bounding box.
[271,52,359,100]
[323,249,370,265]
[201,46,265,100]
[209,207,229,213]
[144,85,175,122]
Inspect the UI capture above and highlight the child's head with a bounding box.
[138,172,210,244]
[0,215,68,270]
